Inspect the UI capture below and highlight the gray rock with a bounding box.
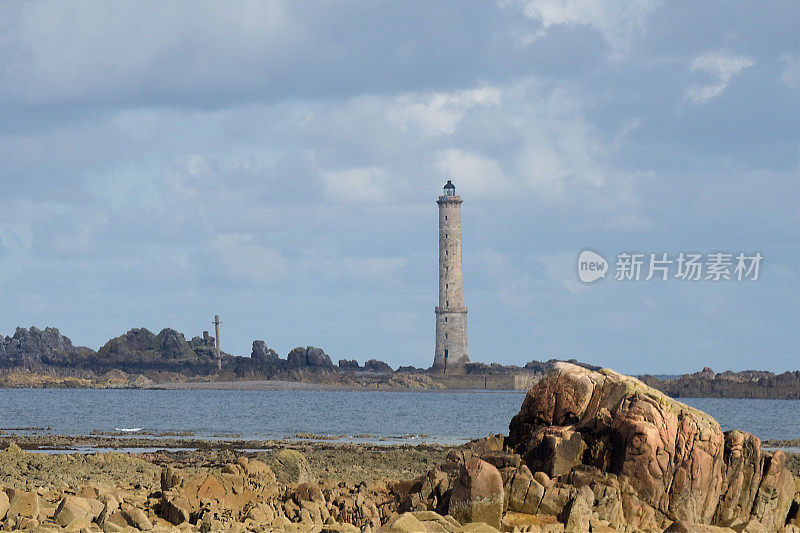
[364,359,393,373]
[338,359,361,370]
[287,347,334,367]
[251,340,279,364]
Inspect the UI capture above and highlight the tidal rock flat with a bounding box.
[0,363,797,532]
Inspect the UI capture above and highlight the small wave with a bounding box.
[114,427,144,432]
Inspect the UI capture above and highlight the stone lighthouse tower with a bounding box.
[433,180,469,374]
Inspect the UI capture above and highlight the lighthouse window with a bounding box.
[445,333,448,339]
[445,250,448,257]
[446,284,448,289]
[445,317,448,322]
[446,301,449,307]
[445,216,447,221]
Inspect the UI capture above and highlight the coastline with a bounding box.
[148,379,527,392]
[2,433,797,477]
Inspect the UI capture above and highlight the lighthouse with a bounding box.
[433,180,470,374]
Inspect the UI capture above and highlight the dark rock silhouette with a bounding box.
[364,359,393,373]
[286,347,333,368]
[251,340,279,364]
[642,368,800,399]
[0,327,93,368]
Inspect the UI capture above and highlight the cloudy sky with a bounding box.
[1,1,798,374]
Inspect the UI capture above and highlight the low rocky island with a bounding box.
[0,326,559,390]
[5,326,797,398]
[0,363,797,532]
[641,367,800,400]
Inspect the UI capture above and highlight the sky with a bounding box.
[0,1,798,374]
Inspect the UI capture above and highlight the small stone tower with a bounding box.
[433,180,469,374]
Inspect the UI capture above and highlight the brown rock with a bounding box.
[271,449,314,484]
[101,508,129,530]
[538,484,573,517]
[157,461,278,524]
[504,465,532,512]
[448,458,504,529]
[788,494,800,526]
[734,519,769,532]
[400,465,455,516]
[53,496,101,527]
[522,427,585,478]
[480,451,521,470]
[749,450,796,532]
[507,363,796,529]
[503,464,546,516]
[5,488,40,520]
[15,517,40,530]
[120,501,153,530]
[560,485,593,533]
[714,430,764,526]
[161,490,190,524]
[0,491,8,521]
[664,520,736,532]
[295,482,325,504]
[453,523,501,532]
[383,512,426,532]
[76,483,123,504]
[533,471,551,488]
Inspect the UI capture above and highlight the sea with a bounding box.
[1,389,798,446]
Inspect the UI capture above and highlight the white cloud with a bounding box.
[780,54,800,89]
[321,167,391,203]
[386,87,502,138]
[685,50,755,104]
[1,1,294,104]
[436,149,512,197]
[502,0,660,59]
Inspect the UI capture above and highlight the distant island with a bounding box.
[640,366,800,399]
[1,326,798,398]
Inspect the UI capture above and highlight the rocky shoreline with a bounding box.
[640,367,800,400]
[0,363,797,532]
[4,326,800,397]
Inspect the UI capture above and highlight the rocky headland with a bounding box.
[641,367,800,400]
[0,327,565,390]
[2,326,799,397]
[0,363,797,532]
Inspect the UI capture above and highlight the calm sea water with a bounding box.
[0,389,798,443]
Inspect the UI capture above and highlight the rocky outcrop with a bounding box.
[159,457,277,525]
[250,340,279,363]
[0,327,352,382]
[269,449,314,485]
[522,358,603,374]
[507,362,797,531]
[97,328,204,369]
[287,346,334,368]
[642,368,800,399]
[339,359,361,370]
[0,327,93,368]
[365,359,393,373]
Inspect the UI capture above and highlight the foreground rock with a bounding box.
[506,362,798,531]
[448,457,504,529]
